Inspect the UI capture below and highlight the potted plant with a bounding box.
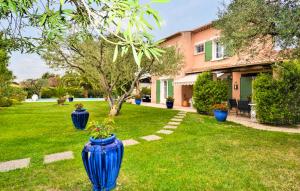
[68,95,74,102]
[135,94,142,105]
[166,96,174,109]
[82,118,124,191]
[71,103,89,130]
[57,96,66,105]
[212,103,228,122]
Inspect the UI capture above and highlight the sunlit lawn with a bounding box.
[0,102,300,190]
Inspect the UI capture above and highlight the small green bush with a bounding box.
[141,87,151,95]
[254,61,300,125]
[193,72,228,115]
[0,97,13,107]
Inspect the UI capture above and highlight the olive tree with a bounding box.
[43,34,183,116]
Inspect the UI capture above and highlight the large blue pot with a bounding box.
[213,110,228,122]
[82,134,124,191]
[166,101,174,109]
[68,97,74,102]
[71,109,89,130]
[135,99,141,105]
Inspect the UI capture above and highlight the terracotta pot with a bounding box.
[182,100,189,107]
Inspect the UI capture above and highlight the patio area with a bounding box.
[142,102,300,134]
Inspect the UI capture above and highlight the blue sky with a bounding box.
[9,0,223,82]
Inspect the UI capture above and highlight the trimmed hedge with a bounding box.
[254,61,300,125]
[193,72,228,115]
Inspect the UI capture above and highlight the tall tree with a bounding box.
[43,34,183,116]
[215,0,300,58]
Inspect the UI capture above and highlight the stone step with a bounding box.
[122,139,140,146]
[157,130,174,135]
[140,135,162,141]
[168,121,181,126]
[164,125,178,129]
[0,158,30,172]
[44,151,74,164]
[171,118,183,122]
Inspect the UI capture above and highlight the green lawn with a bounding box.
[0,102,300,190]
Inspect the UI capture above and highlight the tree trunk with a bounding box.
[83,89,88,98]
[108,98,124,116]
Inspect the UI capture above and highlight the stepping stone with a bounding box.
[140,135,162,141]
[177,113,186,116]
[178,111,187,114]
[157,130,174,135]
[171,118,183,122]
[164,125,178,129]
[122,139,139,146]
[0,158,30,172]
[174,115,185,119]
[44,151,74,164]
[168,121,181,126]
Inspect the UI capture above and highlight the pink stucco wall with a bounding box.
[151,24,277,106]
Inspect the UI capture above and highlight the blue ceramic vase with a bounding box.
[135,99,141,105]
[71,109,89,130]
[213,110,228,122]
[82,135,124,191]
[166,101,174,109]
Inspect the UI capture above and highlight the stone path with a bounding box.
[0,158,30,172]
[44,151,74,164]
[1,111,187,173]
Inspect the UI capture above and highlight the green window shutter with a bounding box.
[156,80,160,103]
[205,40,212,61]
[167,79,174,97]
[240,77,253,100]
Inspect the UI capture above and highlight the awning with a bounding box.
[174,73,199,86]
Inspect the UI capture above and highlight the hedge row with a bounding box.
[254,61,300,125]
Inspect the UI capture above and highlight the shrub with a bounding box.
[0,97,13,107]
[141,87,151,95]
[41,87,56,98]
[212,103,228,111]
[66,87,84,98]
[166,96,174,102]
[193,72,228,115]
[6,86,27,102]
[254,61,300,125]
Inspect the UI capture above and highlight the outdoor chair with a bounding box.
[228,99,238,115]
[237,100,251,116]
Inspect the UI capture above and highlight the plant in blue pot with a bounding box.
[82,118,124,191]
[213,103,228,122]
[135,94,142,105]
[71,103,89,130]
[166,96,174,109]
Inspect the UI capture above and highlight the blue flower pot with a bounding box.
[166,101,174,109]
[82,134,124,191]
[213,110,228,122]
[135,99,141,105]
[68,97,74,102]
[71,109,89,130]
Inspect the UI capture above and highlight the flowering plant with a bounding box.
[75,103,84,110]
[87,118,116,139]
[212,103,228,112]
[135,94,141,99]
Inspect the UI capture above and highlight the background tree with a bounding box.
[215,0,300,58]
[20,79,48,98]
[43,34,183,116]
[0,34,13,98]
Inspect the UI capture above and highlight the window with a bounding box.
[214,41,224,60]
[194,43,204,54]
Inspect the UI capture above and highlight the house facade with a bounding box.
[151,23,279,107]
